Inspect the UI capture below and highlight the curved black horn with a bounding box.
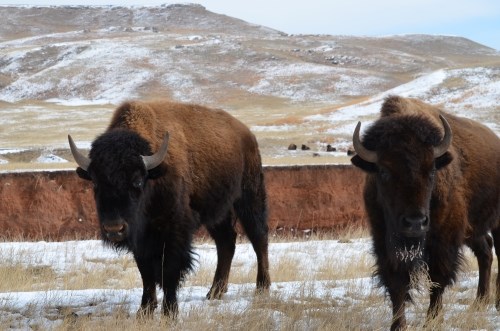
[68,135,91,171]
[352,122,378,163]
[433,115,452,158]
[142,133,170,170]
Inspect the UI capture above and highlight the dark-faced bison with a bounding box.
[69,100,271,317]
[351,96,500,330]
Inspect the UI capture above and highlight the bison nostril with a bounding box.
[402,215,429,231]
[402,218,413,230]
[103,223,126,233]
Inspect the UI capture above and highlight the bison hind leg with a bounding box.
[234,205,271,292]
[467,233,493,303]
[492,228,500,310]
[206,212,237,300]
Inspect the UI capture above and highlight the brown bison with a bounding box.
[68,100,271,317]
[351,96,500,330]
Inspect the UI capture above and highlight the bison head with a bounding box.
[68,130,169,246]
[351,115,453,264]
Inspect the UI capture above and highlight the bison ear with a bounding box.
[147,163,168,180]
[76,167,92,180]
[435,151,453,170]
[351,155,377,173]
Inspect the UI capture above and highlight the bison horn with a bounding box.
[352,122,378,163]
[433,115,452,158]
[68,135,91,171]
[142,133,170,170]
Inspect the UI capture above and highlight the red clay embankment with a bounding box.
[0,165,367,240]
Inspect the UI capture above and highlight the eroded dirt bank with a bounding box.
[0,165,366,240]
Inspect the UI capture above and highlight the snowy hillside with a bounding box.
[0,4,499,166]
[308,67,500,141]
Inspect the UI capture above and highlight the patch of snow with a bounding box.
[0,239,497,329]
[247,63,388,103]
[0,41,154,104]
[45,98,113,106]
[0,148,27,155]
[251,124,301,132]
[35,153,68,164]
[306,69,449,138]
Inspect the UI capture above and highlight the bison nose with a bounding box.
[102,223,127,242]
[401,214,429,236]
[103,223,125,233]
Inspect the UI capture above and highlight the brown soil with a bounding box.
[0,165,367,240]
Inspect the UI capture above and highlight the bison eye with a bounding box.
[378,167,391,181]
[132,178,144,189]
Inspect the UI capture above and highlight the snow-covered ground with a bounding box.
[0,239,498,329]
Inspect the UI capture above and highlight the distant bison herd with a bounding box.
[66,96,499,328]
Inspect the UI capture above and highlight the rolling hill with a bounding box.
[0,4,499,167]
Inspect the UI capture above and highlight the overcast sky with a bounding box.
[1,0,499,50]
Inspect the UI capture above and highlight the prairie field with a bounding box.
[0,230,498,330]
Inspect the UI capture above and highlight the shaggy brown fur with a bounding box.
[72,99,270,317]
[351,96,500,330]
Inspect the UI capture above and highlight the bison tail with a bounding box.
[234,170,269,237]
[234,170,271,289]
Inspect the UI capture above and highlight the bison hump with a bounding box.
[380,96,443,131]
[109,101,159,145]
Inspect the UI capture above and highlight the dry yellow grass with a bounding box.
[0,228,498,330]
[0,232,385,331]
[0,264,57,292]
[59,257,140,291]
[41,282,391,331]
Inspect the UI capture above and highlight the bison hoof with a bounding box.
[206,286,227,300]
[136,306,156,319]
[257,277,271,292]
[254,286,270,296]
[472,297,489,311]
[162,303,178,319]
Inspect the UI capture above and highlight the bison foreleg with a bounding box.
[386,278,409,331]
[426,285,445,327]
[162,288,178,318]
[135,258,158,318]
[159,241,193,318]
[137,285,158,318]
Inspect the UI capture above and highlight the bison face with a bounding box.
[68,131,169,246]
[90,167,148,244]
[351,115,453,263]
[369,152,440,264]
[373,156,434,237]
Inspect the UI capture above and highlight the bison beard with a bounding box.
[352,96,500,331]
[69,100,271,317]
[390,236,426,267]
